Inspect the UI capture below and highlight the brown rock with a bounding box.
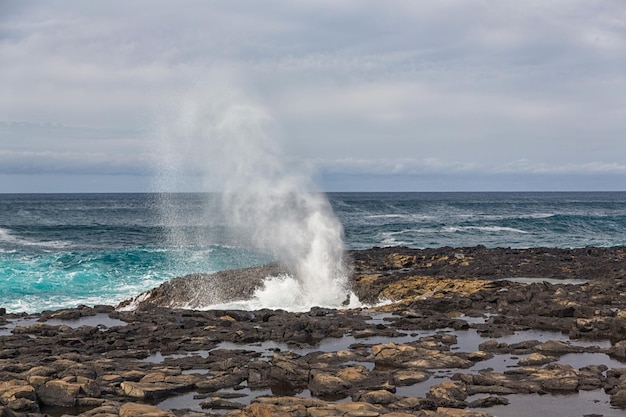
[200,396,245,410]
[355,389,400,405]
[517,353,557,366]
[120,380,192,400]
[308,370,352,398]
[37,379,81,407]
[393,370,429,386]
[119,402,175,417]
[427,381,468,408]
[0,380,38,412]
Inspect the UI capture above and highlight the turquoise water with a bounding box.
[1,192,625,313]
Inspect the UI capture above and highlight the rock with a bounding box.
[353,389,399,405]
[269,351,309,387]
[608,340,626,360]
[119,264,289,309]
[392,370,429,386]
[388,396,437,411]
[611,388,626,408]
[517,353,557,366]
[248,360,272,388]
[532,364,579,392]
[427,381,468,408]
[195,372,246,392]
[2,246,626,417]
[121,381,177,400]
[337,365,370,383]
[0,380,38,412]
[120,374,196,400]
[36,379,81,407]
[372,342,471,369]
[308,370,352,398]
[200,396,245,410]
[119,402,175,417]
[535,340,582,354]
[334,401,387,415]
[468,395,510,408]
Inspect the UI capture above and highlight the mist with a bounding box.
[155,82,356,310]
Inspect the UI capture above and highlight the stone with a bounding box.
[334,401,386,416]
[611,388,626,408]
[388,396,437,411]
[468,395,510,408]
[0,381,38,412]
[200,396,245,410]
[372,342,471,369]
[36,379,81,407]
[535,340,580,354]
[195,372,246,392]
[120,379,192,400]
[427,381,468,408]
[532,364,579,392]
[517,353,557,366]
[269,351,309,387]
[392,370,429,386]
[119,402,175,417]
[354,389,399,405]
[308,370,352,398]
[337,365,370,383]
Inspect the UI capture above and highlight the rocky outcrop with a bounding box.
[118,263,290,309]
[1,246,626,416]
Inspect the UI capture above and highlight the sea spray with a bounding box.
[156,83,357,310]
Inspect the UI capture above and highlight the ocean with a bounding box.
[1,192,625,313]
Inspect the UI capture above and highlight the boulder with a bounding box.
[0,380,38,412]
[120,374,197,401]
[200,396,245,410]
[269,351,310,387]
[36,379,81,407]
[392,370,429,386]
[372,342,472,369]
[308,370,352,398]
[195,372,246,392]
[119,402,175,417]
[517,353,557,366]
[353,389,399,405]
[427,381,468,408]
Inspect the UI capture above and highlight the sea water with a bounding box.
[1,192,625,313]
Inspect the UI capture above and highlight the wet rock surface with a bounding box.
[1,246,626,416]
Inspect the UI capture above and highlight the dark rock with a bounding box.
[36,379,81,407]
[199,397,245,410]
[469,395,510,408]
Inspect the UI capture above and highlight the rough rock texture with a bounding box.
[1,246,626,416]
[118,263,290,309]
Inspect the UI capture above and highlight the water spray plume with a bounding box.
[158,84,358,310]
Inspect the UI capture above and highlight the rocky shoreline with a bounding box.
[2,246,626,417]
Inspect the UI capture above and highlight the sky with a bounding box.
[0,1,625,193]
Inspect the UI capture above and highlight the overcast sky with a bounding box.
[1,1,625,192]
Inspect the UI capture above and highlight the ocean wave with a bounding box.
[443,226,529,234]
[455,213,556,221]
[0,227,72,249]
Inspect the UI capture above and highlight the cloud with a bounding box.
[314,157,626,176]
[0,149,153,176]
[0,1,624,191]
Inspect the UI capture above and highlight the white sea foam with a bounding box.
[443,226,529,234]
[207,274,362,312]
[0,227,70,249]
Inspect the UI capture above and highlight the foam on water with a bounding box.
[207,274,362,312]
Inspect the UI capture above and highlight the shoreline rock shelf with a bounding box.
[1,246,626,416]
